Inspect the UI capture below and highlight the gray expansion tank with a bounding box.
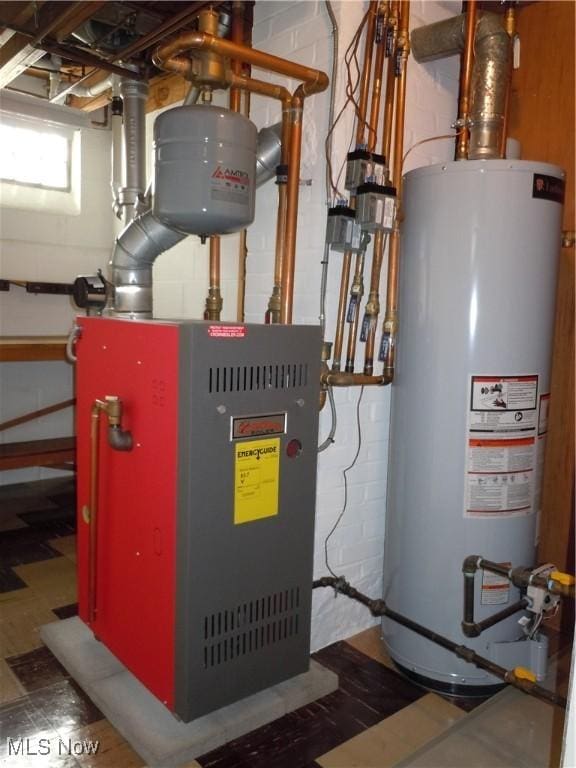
[153,105,257,236]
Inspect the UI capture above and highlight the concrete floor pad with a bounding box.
[41,617,339,767]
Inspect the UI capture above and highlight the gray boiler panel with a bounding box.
[174,323,321,721]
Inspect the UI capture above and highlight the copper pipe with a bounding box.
[362,230,384,373]
[363,2,397,374]
[345,251,366,372]
[322,370,391,387]
[342,2,379,368]
[226,71,291,108]
[280,94,304,324]
[153,32,329,95]
[381,0,409,380]
[332,252,352,371]
[229,1,244,112]
[205,235,223,321]
[367,3,388,153]
[356,1,378,146]
[456,0,477,160]
[236,229,248,322]
[382,2,399,163]
[225,72,293,324]
[500,5,515,159]
[87,403,102,624]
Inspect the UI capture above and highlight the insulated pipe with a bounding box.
[411,11,511,160]
[110,124,284,317]
[118,78,148,224]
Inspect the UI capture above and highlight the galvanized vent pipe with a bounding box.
[411,12,512,160]
[110,122,282,318]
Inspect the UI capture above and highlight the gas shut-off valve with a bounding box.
[520,563,562,635]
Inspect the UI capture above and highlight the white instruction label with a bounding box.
[465,375,539,518]
[481,566,511,606]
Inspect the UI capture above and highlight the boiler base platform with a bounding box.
[41,618,339,767]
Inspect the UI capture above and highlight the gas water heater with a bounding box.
[76,318,320,721]
[382,160,564,693]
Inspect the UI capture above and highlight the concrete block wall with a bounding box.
[245,0,460,651]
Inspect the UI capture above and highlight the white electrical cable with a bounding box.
[324,387,365,577]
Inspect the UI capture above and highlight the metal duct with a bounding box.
[110,121,283,317]
[411,12,511,159]
[118,78,148,223]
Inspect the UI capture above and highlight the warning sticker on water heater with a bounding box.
[234,438,279,525]
[481,565,511,606]
[464,375,539,518]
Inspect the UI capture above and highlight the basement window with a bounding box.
[0,122,71,191]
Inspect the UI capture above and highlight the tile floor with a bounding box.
[0,477,572,768]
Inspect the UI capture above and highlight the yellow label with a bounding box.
[234,438,280,525]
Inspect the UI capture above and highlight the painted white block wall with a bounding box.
[0,122,113,485]
[245,0,460,651]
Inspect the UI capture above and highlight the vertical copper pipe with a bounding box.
[205,235,223,321]
[382,1,399,164]
[382,0,409,379]
[363,1,396,374]
[345,250,366,371]
[229,1,244,112]
[88,406,101,624]
[455,0,477,160]
[356,1,378,146]
[332,253,352,371]
[499,5,515,159]
[363,229,384,374]
[337,2,379,368]
[268,103,291,323]
[367,3,388,153]
[280,94,304,324]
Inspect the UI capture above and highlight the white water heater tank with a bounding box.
[382,160,564,693]
[153,105,257,236]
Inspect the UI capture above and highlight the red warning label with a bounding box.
[208,325,246,339]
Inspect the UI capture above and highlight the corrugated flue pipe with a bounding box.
[110,122,283,318]
[411,12,511,159]
[118,78,148,223]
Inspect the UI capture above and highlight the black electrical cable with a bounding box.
[323,387,364,577]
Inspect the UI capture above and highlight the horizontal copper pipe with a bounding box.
[154,32,328,95]
[226,71,291,107]
[322,370,391,387]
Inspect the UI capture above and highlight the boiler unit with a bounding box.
[382,160,564,693]
[75,317,321,721]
